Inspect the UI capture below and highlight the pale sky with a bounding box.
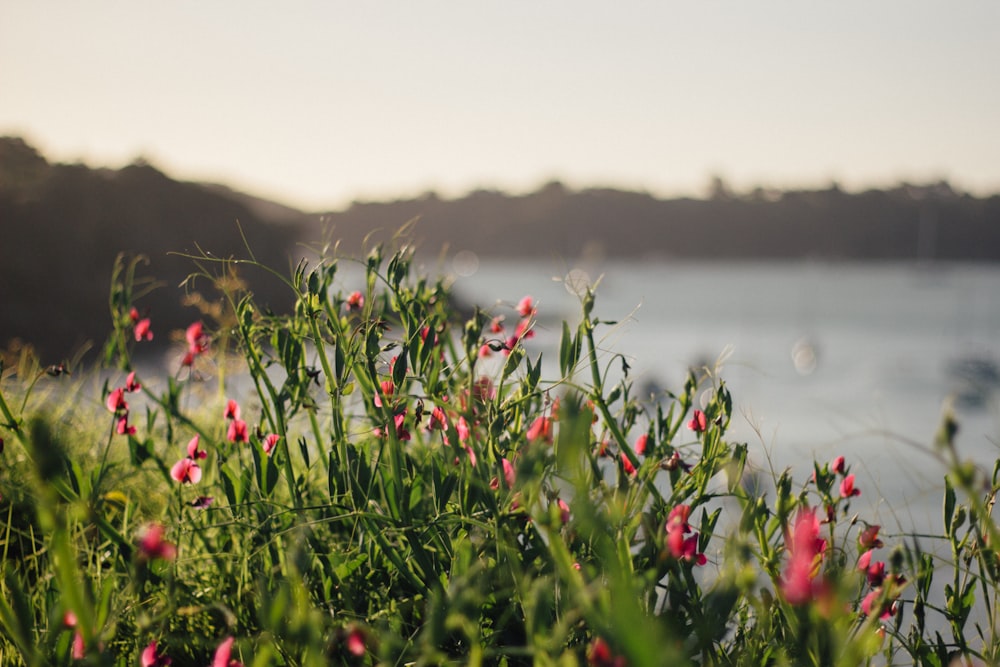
[2,2,998,210]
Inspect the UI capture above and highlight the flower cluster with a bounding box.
[181,321,210,367]
[129,307,153,342]
[665,504,707,566]
[480,294,537,357]
[170,435,205,484]
[105,371,142,436]
[857,525,904,620]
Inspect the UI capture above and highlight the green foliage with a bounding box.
[0,241,998,666]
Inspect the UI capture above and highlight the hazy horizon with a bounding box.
[3,2,998,210]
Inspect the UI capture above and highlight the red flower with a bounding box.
[212,637,244,667]
[687,409,707,433]
[170,457,202,484]
[861,588,897,620]
[137,523,177,561]
[501,457,516,488]
[345,290,364,312]
[227,419,248,444]
[621,455,637,476]
[224,399,241,421]
[262,433,280,456]
[134,318,153,342]
[527,416,553,443]
[840,474,861,498]
[129,307,140,323]
[634,434,650,456]
[588,636,627,667]
[489,315,505,333]
[865,560,887,587]
[456,416,471,442]
[141,640,172,667]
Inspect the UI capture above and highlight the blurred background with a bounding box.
[2,2,999,529]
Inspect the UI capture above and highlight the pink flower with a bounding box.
[72,631,86,659]
[831,455,846,475]
[857,550,873,571]
[345,626,366,656]
[224,399,240,421]
[516,295,536,317]
[137,523,177,561]
[687,409,707,432]
[262,433,280,456]
[456,416,471,442]
[502,457,516,488]
[527,416,553,443]
[513,318,535,341]
[490,316,505,333]
[858,524,883,550]
[427,406,448,431]
[126,371,141,392]
[587,636,626,667]
[134,318,154,342]
[861,589,896,620]
[129,307,140,323]
[62,611,78,628]
[634,434,650,456]
[141,640,172,667]
[865,560,887,587]
[185,435,206,460]
[779,507,827,605]
[227,419,248,444]
[170,457,202,484]
[557,498,570,524]
[191,496,214,509]
[106,387,128,413]
[840,474,861,498]
[212,637,244,667]
[345,290,364,312]
[116,416,136,436]
[665,504,706,565]
[182,321,209,366]
[374,380,394,408]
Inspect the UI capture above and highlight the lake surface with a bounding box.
[447,259,1000,536]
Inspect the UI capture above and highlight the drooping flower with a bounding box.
[170,457,202,485]
[840,474,861,498]
[345,290,364,312]
[137,523,177,561]
[141,640,172,667]
[262,433,280,456]
[687,409,707,433]
[212,637,244,667]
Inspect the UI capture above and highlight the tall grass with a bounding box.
[0,241,997,666]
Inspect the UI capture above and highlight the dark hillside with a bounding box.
[1,137,306,362]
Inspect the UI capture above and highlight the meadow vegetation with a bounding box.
[0,238,998,666]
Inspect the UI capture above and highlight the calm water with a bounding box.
[448,259,1000,535]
